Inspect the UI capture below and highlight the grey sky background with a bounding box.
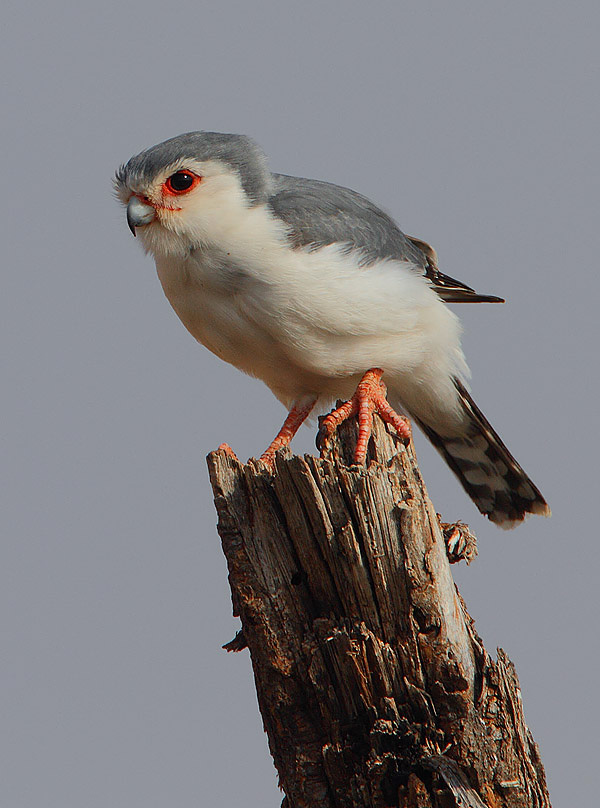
[2,1,597,805]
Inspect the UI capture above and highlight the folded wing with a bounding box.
[269,174,503,304]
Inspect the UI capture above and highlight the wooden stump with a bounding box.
[207,417,551,808]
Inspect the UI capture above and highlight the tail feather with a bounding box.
[414,379,550,528]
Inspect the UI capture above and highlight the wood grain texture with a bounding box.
[207,417,550,808]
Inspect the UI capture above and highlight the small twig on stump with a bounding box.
[207,417,550,808]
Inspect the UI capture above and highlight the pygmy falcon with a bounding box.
[115,131,550,528]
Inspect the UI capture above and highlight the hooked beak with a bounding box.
[126,196,156,236]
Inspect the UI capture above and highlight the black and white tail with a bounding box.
[415,379,550,528]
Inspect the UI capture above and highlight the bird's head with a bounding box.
[114,131,273,257]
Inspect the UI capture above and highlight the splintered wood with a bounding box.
[207,418,550,808]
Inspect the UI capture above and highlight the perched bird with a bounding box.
[115,131,550,528]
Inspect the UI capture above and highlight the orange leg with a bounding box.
[259,400,316,467]
[320,369,411,464]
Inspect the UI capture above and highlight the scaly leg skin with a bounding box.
[259,400,316,469]
[320,368,412,464]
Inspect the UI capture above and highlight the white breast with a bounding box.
[152,203,469,426]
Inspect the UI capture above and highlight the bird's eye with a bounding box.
[163,170,200,195]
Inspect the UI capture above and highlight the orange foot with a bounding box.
[217,443,240,461]
[319,368,411,464]
[259,400,316,469]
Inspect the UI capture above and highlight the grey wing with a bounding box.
[269,174,504,304]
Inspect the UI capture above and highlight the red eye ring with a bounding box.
[163,170,202,196]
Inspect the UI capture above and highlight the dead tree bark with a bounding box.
[207,417,551,808]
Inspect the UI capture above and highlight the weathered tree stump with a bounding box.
[207,417,550,808]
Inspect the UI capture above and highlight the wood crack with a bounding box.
[207,415,551,808]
